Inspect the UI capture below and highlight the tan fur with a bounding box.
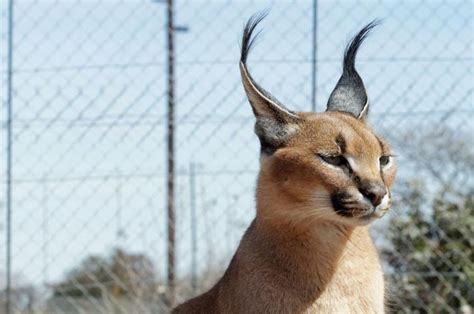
[173,111,396,313]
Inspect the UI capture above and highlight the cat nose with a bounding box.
[359,182,386,207]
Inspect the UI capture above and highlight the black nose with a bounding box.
[359,182,386,207]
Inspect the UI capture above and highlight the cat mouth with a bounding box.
[332,195,386,220]
[333,202,390,220]
[331,192,388,220]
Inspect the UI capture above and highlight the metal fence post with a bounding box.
[166,0,176,308]
[5,0,15,313]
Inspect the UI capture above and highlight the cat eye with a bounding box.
[319,154,348,167]
[379,155,391,167]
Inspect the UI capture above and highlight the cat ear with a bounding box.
[240,13,300,155]
[326,21,380,120]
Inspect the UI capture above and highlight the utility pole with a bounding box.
[166,0,176,307]
[153,0,188,307]
[311,0,318,111]
[5,0,14,313]
[189,163,197,293]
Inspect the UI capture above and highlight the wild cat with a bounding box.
[173,13,396,314]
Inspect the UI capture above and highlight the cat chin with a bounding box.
[336,213,380,227]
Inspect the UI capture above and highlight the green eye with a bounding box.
[379,155,391,167]
[319,154,348,167]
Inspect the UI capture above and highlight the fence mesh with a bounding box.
[0,0,473,313]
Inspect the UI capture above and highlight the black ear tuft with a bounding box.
[343,20,380,75]
[327,20,381,119]
[241,11,268,65]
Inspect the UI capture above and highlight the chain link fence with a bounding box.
[0,0,472,313]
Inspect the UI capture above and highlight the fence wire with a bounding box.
[0,0,473,313]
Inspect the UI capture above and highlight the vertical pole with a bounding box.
[5,0,14,313]
[166,0,176,308]
[311,0,318,111]
[189,163,197,293]
[42,176,49,287]
[115,171,124,244]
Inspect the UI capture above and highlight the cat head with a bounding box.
[240,14,396,226]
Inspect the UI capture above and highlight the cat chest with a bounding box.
[306,259,385,313]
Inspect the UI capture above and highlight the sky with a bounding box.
[0,0,472,295]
